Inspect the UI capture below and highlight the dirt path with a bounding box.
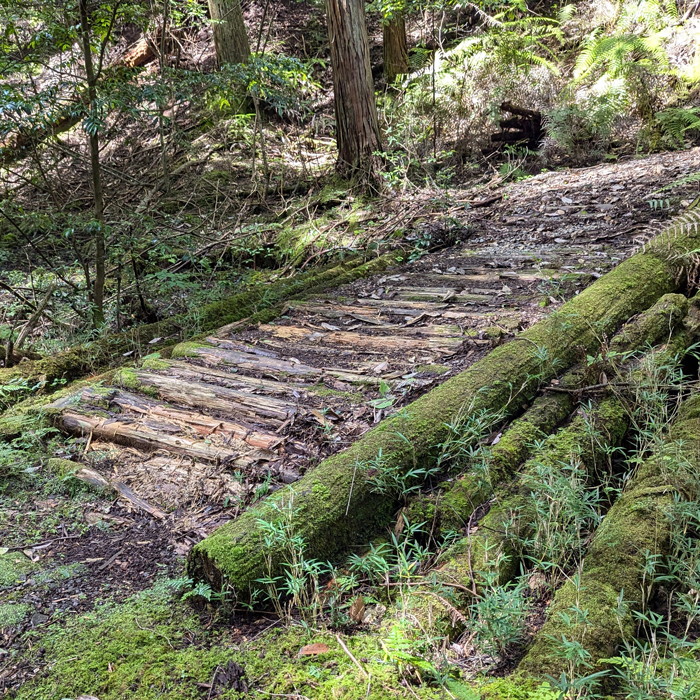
[2,147,700,693]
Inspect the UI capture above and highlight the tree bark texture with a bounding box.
[383,14,408,83]
[326,0,382,181]
[208,0,250,66]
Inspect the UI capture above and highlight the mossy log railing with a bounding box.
[0,254,395,389]
[515,391,700,679]
[397,295,694,638]
[187,220,700,596]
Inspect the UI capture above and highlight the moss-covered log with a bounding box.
[516,392,700,679]
[187,221,699,596]
[610,292,689,353]
[435,395,628,595]
[417,292,691,537]
[405,389,576,536]
[0,254,395,389]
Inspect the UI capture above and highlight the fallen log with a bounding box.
[187,211,700,596]
[515,390,700,679]
[404,387,576,536]
[0,253,395,390]
[427,292,689,538]
[434,393,629,593]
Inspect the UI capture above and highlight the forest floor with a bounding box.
[3,147,700,699]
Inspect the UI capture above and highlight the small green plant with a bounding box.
[468,559,531,656]
[363,446,441,501]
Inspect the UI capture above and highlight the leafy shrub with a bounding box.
[543,80,628,161]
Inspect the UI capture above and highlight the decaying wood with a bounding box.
[59,409,240,463]
[120,370,294,423]
[67,463,167,519]
[486,101,544,153]
[258,324,464,352]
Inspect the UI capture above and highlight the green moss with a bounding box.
[113,367,159,398]
[17,578,446,700]
[516,392,700,678]
[610,292,689,352]
[414,364,451,375]
[47,457,81,477]
[140,355,171,372]
[0,602,31,627]
[170,341,215,359]
[477,678,558,700]
[0,553,35,589]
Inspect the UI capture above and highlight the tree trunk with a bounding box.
[383,13,408,83]
[78,0,106,329]
[207,0,250,66]
[326,0,382,183]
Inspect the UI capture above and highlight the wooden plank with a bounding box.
[259,325,464,352]
[188,345,321,377]
[104,389,284,451]
[292,300,450,316]
[164,359,311,394]
[59,410,241,463]
[126,371,294,422]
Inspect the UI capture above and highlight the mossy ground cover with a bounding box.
[13,576,461,700]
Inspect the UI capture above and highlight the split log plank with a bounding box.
[258,325,464,352]
[122,370,295,422]
[59,410,240,463]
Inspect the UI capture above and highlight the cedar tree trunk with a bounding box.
[326,0,382,183]
[208,0,250,66]
[78,0,106,328]
[383,13,408,83]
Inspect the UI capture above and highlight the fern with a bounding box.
[571,0,679,121]
[654,107,700,147]
[651,171,700,196]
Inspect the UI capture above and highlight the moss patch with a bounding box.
[0,602,31,628]
[516,393,700,678]
[0,553,35,589]
[17,578,449,700]
[414,364,451,375]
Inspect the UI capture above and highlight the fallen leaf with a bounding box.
[23,549,41,562]
[349,595,365,624]
[299,643,330,656]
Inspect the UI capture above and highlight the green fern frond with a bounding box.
[655,107,700,147]
[650,170,700,195]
